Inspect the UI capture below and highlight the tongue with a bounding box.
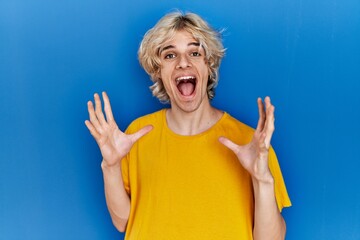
[178,82,195,96]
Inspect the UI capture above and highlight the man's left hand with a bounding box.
[219,97,275,183]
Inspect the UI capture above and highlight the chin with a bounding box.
[173,94,209,114]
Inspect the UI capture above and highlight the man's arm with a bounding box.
[85,92,152,232]
[219,97,286,240]
[101,161,131,232]
[252,177,286,239]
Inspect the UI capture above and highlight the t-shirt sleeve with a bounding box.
[121,154,130,195]
[120,121,138,196]
[268,147,292,212]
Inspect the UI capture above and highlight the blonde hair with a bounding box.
[138,11,225,103]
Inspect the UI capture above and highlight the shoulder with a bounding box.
[125,109,165,134]
[218,112,255,144]
[222,113,254,134]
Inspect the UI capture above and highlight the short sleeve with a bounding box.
[268,147,292,212]
[120,121,138,196]
[121,155,130,195]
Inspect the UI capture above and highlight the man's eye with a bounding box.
[191,52,201,57]
[165,53,176,59]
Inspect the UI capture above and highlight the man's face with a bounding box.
[159,30,210,113]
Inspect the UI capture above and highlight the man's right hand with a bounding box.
[85,92,153,167]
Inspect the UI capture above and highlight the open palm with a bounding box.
[85,92,152,167]
[219,97,275,182]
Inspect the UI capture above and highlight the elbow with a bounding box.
[253,217,287,240]
[108,207,130,232]
[280,217,287,240]
[273,217,287,240]
[112,218,128,233]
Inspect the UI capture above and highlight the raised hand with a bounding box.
[219,97,275,182]
[85,92,153,167]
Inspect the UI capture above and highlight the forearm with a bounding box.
[101,160,131,232]
[252,177,286,240]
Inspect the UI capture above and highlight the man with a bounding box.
[85,12,291,239]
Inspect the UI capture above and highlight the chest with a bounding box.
[129,133,253,201]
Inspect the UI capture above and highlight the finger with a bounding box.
[129,125,153,143]
[94,93,107,126]
[259,131,267,149]
[259,132,270,160]
[265,96,272,110]
[263,96,275,148]
[218,136,240,154]
[256,97,266,132]
[87,101,102,131]
[85,120,101,140]
[264,97,275,131]
[102,92,115,123]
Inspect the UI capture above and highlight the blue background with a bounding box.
[1,0,359,239]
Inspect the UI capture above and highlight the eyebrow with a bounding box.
[160,42,200,54]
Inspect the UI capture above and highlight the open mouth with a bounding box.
[176,76,197,96]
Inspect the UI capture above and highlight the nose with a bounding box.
[176,54,192,69]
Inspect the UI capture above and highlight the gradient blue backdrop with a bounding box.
[1,0,359,239]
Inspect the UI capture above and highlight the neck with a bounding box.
[166,101,223,136]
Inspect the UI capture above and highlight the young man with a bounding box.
[85,12,291,240]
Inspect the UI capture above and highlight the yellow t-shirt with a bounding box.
[121,109,291,239]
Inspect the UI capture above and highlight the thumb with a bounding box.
[130,125,153,143]
[219,136,240,154]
